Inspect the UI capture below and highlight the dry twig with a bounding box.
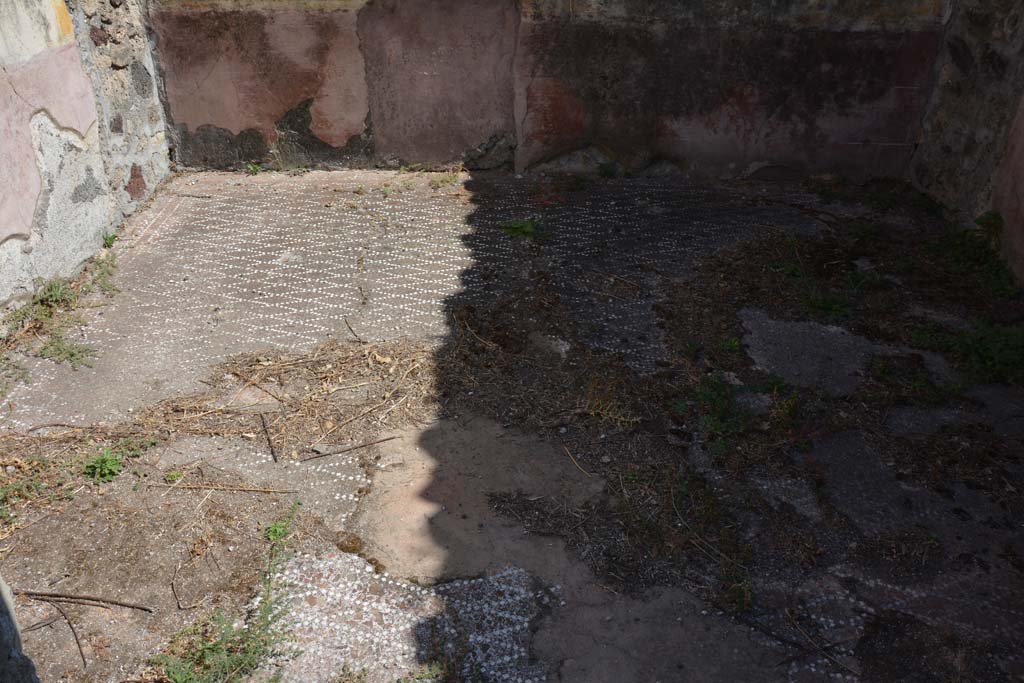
[301,435,400,462]
[51,602,87,670]
[148,484,297,494]
[16,589,153,613]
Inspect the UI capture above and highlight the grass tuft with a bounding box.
[39,333,95,368]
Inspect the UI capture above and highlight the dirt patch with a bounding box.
[352,416,783,682]
[0,338,439,681]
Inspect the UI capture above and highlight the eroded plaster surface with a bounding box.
[149,0,949,178]
[0,3,98,243]
[0,0,171,305]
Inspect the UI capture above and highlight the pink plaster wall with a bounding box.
[152,1,946,177]
[0,42,98,242]
[151,8,368,147]
[993,97,1024,281]
[357,0,517,166]
[512,20,942,177]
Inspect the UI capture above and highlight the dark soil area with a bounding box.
[433,176,1024,680]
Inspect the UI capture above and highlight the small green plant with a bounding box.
[929,228,1019,298]
[911,321,1024,384]
[682,339,702,361]
[245,161,262,176]
[88,253,118,294]
[36,279,76,309]
[165,470,183,484]
[264,519,290,542]
[716,566,755,614]
[694,373,750,440]
[39,333,95,368]
[721,338,742,354]
[3,277,79,343]
[83,448,123,483]
[102,233,118,249]
[0,476,43,510]
[265,501,301,543]
[803,286,851,321]
[114,437,157,459]
[429,169,461,190]
[500,217,541,240]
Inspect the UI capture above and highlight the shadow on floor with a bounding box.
[398,171,1024,681]
[404,172,814,681]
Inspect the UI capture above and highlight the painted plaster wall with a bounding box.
[514,1,944,176]
[910,0,1024,278]
[0,0,111,305]
[0,0,170,306]
[149,0,948,178]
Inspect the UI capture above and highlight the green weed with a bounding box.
[721,338,742,354]
[803,286,851,321]
[810,178,943,216]
[330,667,368,683]
[83,448,123,483]
[499,218,541,240]
[153,591,291,683]
[245,161,262,176]
[102,233,118,249]
[429,169,461,190]
[0,476,43,509]
[39,334,94,368]
[265,501,301,543]
[911,322,1024,384]
[695,373,749,438]
[154,505,298,683]
[932,229,1019,299]
[36,279,76,308]
[88,253,118,294]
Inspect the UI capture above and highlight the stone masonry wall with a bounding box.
[0,0,170,306]
[910,0,1024,279]
[994,94,1024,281]
[149,0,950,179]
[72,0,172,219]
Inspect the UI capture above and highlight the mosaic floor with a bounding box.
[3,171,833,683]
[0,170,818,429]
